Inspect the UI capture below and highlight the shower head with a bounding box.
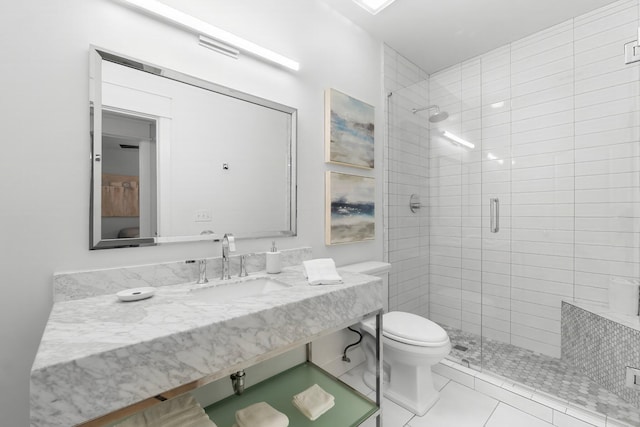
[429,110,449,123]
[412,105,449,123]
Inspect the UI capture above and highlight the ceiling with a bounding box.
[320,0,621,74]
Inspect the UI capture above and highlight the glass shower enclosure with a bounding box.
[385,5,640,420]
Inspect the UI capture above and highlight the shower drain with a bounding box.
[453,344,468,352]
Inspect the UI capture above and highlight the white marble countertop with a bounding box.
[30,266,382,427]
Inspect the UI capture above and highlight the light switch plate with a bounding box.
[195,209,212,222]
[625,366,640,390]
[624,40,640,64]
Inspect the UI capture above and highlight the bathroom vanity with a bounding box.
[30,263,383,426]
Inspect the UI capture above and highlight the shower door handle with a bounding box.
[490,198,500,233]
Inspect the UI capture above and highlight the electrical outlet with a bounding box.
[625,367,640,390]
[195,209,212,222]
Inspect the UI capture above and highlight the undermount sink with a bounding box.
[190,277,289,304]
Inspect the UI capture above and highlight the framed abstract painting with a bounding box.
[325,88,375,169]
[325,171,375,245]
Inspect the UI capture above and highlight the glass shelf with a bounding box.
[204,362,378,427]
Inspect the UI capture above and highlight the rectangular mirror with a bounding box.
[89,47,297,249]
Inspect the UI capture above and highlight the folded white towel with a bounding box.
[115,394,217,427]
[292,384,335,421]
[114,412,146,427]
[156,406,215,427]
[144,395,216,427]
[303,258,343,285]
[235,402,289,427]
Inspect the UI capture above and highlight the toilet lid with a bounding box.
[361,312,449,347]
[384,312,449,346]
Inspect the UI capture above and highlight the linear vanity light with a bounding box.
[352,0,398,15]
[117,0,300,71]
[442,131,475,149]
[198,36,239,59]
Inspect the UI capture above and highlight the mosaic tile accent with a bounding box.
[441,324,640,426]
[562,301,640,408]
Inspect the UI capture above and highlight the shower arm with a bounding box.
[412,105,440,114]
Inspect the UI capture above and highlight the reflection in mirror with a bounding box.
[101,110,157,241]
[89,47,297,249]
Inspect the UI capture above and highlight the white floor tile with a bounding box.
[485,403,554,427]
[554,411,599,427]
[338,363,372,397]
[432,362,475,388]
[433,371,450,391]
[564,407,606,427]
[407,381,498,427]
[475,378,553,422]
[364,392,415,427]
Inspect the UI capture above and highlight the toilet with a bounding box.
[342,262,451,416]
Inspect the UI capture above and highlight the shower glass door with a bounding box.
[428,60,484,370]
[478,47,514,372]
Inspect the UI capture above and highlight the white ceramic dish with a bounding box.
[116,287,155,302]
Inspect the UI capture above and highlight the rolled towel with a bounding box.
[235,402,289,427]
[303,258,343,285]
[292,384,335,421]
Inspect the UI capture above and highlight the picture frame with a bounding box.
[325,171,375,245]
[325,88,375,169]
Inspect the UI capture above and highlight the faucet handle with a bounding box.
[239,255,248,277]
[224,233,236,252]
[238,253,255,277]
[197,259,208,284]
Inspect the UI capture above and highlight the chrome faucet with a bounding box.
[221,233,236,280]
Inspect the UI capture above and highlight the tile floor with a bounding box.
[338,361,638,427]
[339,363,557,427]
[442,326,640,426]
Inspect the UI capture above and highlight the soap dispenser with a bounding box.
[266,241,282,274]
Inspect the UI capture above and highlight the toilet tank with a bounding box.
[341,261,391,312]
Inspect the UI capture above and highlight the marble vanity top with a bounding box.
[30,266,382,427]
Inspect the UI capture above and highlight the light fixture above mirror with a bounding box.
[352,0,398,15]
[115,0,300,71]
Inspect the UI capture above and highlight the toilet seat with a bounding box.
[361,311,449,348]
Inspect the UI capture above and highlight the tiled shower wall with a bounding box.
[383,45,430,316]
[428,0,640,358]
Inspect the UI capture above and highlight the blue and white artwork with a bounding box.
[326,89,375,169]
[326,172,375,245]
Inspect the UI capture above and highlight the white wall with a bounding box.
[0,1,383,424]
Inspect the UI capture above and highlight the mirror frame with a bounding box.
[89,46,297,249]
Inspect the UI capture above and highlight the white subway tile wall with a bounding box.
[573,0,640,309]
[384,44,430,316]
[384,0,640,358]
